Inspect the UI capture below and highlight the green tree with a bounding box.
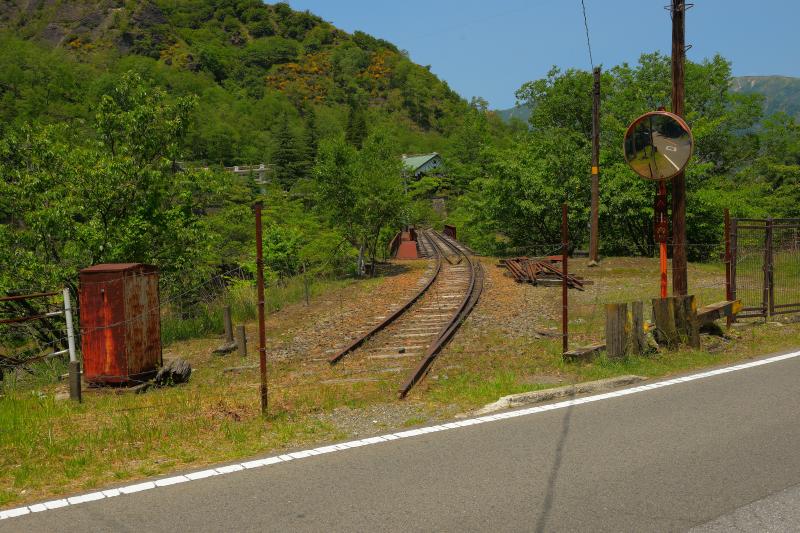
[473,52,765,258]
[0,72,224,295]
[313,130,406,274]
[272,112,306,188]
[344,103,368,149]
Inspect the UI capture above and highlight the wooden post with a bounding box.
[631,301,647,355]
[236,325,247,357]
[605,303,629,358]
[670,0,688,296]
[674,295,700,348]
[724,208,732,328]
[562,203,569,354]
[589,66,601,266]
[652,297,678,349]
[254,201,268,415]
[223,306,233,342]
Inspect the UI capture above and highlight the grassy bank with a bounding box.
[2,256,799,509]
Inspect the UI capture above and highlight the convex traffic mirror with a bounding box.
[623,111,693,180]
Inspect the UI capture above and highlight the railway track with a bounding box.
[328,230,483,398]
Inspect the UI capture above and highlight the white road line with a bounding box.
[662,151,681,171]
[3,348,800,522]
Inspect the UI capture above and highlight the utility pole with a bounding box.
[254,201,268,415]
[589,66,601,266]
[670,0,688,295]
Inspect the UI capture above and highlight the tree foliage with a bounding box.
[313,130,407,274]
[458,52,793,260]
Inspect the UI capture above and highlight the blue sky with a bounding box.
[285,1,800,109]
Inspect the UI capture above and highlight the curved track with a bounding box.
[328,230,483,398]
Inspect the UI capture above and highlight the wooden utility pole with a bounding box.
[254,201,268,415]
[670,0,688,295]
[589,66,601,266]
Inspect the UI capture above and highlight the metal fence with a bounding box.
[731,218,800,318]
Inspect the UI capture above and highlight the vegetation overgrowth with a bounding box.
[0,1,799,371]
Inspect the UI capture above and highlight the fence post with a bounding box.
[236,325,247,357]
[730,218,738,321]
[605,303,628,358]
[223,306,233,343]
[675,294,700,349]
[63,288,81,403]
[652,297,679,349]
[561,203,569,354]
[724,209,732,328]
[764,218,774,318]
[631,301,646,354]
[254,201,268,415]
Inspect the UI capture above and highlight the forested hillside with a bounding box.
[0,0,509,164]
[498,75,800,124]
[731,76,800,121]
[451,55,800,258]
[0,0,512,302]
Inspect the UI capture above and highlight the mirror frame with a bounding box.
[623,110,693,181]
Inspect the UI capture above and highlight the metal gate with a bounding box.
[731,218,800,318]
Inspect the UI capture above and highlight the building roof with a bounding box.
[401,153,441,173]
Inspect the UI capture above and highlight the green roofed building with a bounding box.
[401,152,443,177]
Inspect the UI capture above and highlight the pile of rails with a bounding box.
[499,257,588,290]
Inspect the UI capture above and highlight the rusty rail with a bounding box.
[329,231,442,364]
[398,230,484,398]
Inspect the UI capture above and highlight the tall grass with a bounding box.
[160,275,346,345]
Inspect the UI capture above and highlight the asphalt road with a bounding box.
[6,350,800,532]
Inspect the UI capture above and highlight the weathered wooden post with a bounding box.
[674,295,700,348]
[652,297,679,349]
[630,301,647,354]
[605,303,629,358]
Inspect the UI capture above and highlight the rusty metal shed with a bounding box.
[79,263,162,385]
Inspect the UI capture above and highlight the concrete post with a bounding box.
[236,325,247,357]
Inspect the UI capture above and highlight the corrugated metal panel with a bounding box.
[79,263,161,385]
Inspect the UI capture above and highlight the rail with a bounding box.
[398,230,483,398]
[328,231,442,364]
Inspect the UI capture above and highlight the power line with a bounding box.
[580,0,594,69]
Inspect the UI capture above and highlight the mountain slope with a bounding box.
[495,104,531,124]
[730,75,800,120]
[0,0,471,163]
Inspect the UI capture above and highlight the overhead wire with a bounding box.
[580,0,594,69]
